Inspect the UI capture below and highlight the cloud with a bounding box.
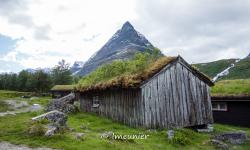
[0,0,137,72]
[134,0,250,63]
[1,0,250,73]
[33,25,51,40]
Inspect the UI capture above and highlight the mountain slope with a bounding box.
[221,57,250,80]
[194,54,250,81]
[77,21,155,76]
[71,61,85,75]
[193,59,237,78]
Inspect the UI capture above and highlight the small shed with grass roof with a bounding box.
[50,85,75,98]
[211,79,250,127]
[78,56,214,128]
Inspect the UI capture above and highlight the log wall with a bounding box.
[141,62,213,128]
[80,61,213,128]
[80,89,143,127]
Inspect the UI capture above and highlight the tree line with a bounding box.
[0,60,78,93]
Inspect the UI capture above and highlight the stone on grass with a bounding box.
[30,97,39,100]
[74,132,85,140]
[214,131,248,144]
[210,139,229,150]
[69,128,75,132]
[46,93,77,113]
[32,110,67,127]
[80,124,89,130]
[45,125,58,137]
[29,104,43,112]
[167,130,174,139]
[32,110,68,137]
[100,131,114,139]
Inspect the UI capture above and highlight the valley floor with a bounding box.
[0,90,249,150]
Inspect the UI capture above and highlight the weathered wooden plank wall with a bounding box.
[141,62,213,128]
[80,61,213,128]
[80,89,143,127]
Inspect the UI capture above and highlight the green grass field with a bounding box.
[211,79,250,96]
[0,90,249,150]
[0,101,10,112]
[0,90,32,99]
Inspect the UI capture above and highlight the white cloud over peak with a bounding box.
[0,0,250,72]
[0,0,137,71]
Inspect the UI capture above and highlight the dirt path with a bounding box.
[0,141,54,150]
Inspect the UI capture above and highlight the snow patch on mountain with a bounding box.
[71,61,85,75]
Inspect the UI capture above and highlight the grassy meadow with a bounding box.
[211,79,250,96]
[0,90,249,150]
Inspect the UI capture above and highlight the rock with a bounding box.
[32,110,68,137]
[0,111,16,117]
[45,111,67,126]
[77,21,155,76]
[32,110,67,127]
[75,132,85,140]
[214,131,248,144]
[46,93,77,113]
[100,131,114,139]
[167,130,174,139]
[80,124,89,130]
[29,104,43,112]
[5,100,29,109]
[45,125,58,137]
[21,95,31,98]
[30,97,39,100]
[69,128,75,132]
[0,141,54,150]
[210,139,229,150]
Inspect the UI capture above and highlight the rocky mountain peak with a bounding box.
[121,21,134,32]
[76,21,157,76]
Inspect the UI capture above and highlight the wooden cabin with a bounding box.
[50,85,75,98]
[79,56,214,129]
[211,95,250,127]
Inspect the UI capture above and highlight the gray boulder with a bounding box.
[74,132,85,140]
[213,131,248,144]
[167,130,174,139]
[210,139,229,150]
[32,110,68,127]
[100,131,114,139]
[32,110,68,137]
[46,93,77,113]
[45,125,58,137]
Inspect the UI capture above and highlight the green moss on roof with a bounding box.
[51,85,75,91]
[77,54,177,92]
[211,79,250,96]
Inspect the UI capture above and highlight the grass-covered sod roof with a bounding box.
[51,85,75,91]
[77,52,177,92]
[211,79,250,96]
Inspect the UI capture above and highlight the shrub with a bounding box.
[28,122,46,136]
[27,118,49,136]
[168,129,196,146]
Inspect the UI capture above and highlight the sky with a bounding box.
[0,0,250,73]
